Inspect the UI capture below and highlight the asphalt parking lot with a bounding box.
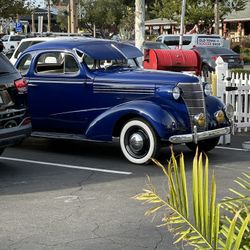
[0,134,250,250]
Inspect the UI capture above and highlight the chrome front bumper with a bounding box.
[169,126,231,144]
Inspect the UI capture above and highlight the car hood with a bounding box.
[93,68,199,86]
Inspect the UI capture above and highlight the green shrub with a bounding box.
[134,149,250,249]
[231,68,250,75]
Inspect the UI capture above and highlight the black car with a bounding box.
[0,44,31,155]
[193,46,244,77]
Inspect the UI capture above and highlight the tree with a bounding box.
[79,0,127,38]
[0,0,31,18]
[151,0,248,33]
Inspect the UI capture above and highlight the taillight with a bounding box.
[211,56,218,61]
[14,78,28,94]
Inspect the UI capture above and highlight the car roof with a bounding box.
[24,38,143,60]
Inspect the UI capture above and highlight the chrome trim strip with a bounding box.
[51,107,110,116]
[169,126,231,144]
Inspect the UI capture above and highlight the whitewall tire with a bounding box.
[120,119,159,164]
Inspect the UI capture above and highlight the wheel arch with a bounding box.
[85,100,177,142]
[112,114,159,139]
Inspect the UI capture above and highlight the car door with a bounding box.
[18,51,92,134]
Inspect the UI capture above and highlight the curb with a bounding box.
[242,141,250,150]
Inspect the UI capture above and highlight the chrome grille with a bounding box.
[178,82,206,131]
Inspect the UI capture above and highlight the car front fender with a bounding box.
[85,100,180,141]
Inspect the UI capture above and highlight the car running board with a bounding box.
[31,131,87,140]
[31,131,106,143]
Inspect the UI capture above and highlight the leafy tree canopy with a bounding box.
[151,0,248,30]
[79,0,129,37]
[0,0,31,18]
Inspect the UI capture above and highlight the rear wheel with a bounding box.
[186,137,220,152]
[120,119,159,164]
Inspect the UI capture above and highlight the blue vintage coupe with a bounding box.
[15,38,232,164]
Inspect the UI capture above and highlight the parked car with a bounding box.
[15,38,232,164]
[192,46,244,78]
[1,34,26,54]
[156,34,229,50]
[0,46,31,155]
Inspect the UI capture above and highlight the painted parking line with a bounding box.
[0,156,133,175]
[216,146,248,152]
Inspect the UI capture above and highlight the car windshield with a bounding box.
[83,56,139,71]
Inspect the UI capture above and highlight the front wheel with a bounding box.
[120,119,159,164]
[186,137,220,152]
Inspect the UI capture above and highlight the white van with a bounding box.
[9,37,59,65]
[1,34,26,53]
[10,36,89,65]
[156,34,229,50]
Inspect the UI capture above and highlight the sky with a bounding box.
[26,0,46,8]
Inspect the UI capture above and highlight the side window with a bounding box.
[182,36,192,45]
[36,52,63,74]
[16,54,32,75]
[36,52,79,75]
[64,54,79,73]
[156,37,162,42]
[163,36,180,46]
[83,55,95,69]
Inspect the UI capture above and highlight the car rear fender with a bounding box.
[85,100,178,141]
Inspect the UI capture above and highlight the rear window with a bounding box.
[206,47,235,54]
[0,54,16,74]
[196,36,222,47]
[163,36,192,46]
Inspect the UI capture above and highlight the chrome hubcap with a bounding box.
[129,132,144,152]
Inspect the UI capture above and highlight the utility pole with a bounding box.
[32,13,36,32]
[179,0,187,49]
[47,0,51,32]
[214,0,219,34]
[135,0,145,64]
[70,0,78,33]
[67,3,71,33]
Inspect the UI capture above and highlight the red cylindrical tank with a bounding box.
[143,49,201,76]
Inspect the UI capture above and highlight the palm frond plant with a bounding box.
[134,148,250,249]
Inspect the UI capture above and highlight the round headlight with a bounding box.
[172,86,181,100]
[204,83,212,96]
[224,103,234,120]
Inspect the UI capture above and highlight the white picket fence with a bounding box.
[225,72,250,132]
[213,57,250,133]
